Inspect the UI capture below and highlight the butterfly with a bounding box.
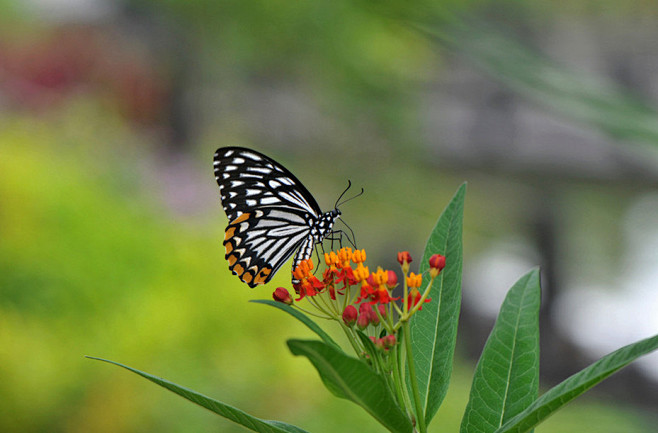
[213,146,358,288]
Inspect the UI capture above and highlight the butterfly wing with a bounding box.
[214,147,323,287]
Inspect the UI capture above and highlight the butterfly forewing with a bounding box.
[214,147,335,288]
[214,147,322,221]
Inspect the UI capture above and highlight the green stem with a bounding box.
[391,339,408,410]
[339,323,363,356]
[397,332,414,417]
[293,304,331,320]
[403,322,426,433]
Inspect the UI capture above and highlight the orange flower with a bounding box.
[352,249,366,264]
[353,264,370,283]
[406,272,422,289]
[336,247,353,267]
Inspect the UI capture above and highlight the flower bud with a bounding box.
[357,311,370,329]
[369,307,380,326]
[397,251,412,265]
[382,334,397,349]
[359,302,373,314]
[377,304,387,317]
[429,254,446,278]
[397,251,412,274]
[342,305,358,327]
[272,287,293,305]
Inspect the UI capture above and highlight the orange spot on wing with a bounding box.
[230,213,250,225]
[224,242,234,254]
[227,254,238,266]
[242,272,253,284]
[254,267,272,284]
[233,264,245,276]
[224,227,236,240]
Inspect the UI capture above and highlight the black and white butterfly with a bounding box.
[213,146,358,288]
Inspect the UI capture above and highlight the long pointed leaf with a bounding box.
[251,299,340,349]
[494,333,658,433]
[461,269,541,433]
[287,339,413,433]
[410,183,466,423]
[86,357,309,433]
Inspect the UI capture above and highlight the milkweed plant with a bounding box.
[89,184,658,433]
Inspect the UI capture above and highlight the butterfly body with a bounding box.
[213,147,340,287]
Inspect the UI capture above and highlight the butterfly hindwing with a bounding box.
[223,208,314,287]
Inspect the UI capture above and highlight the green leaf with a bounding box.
[494,333,658,433]
[86,356,309,433]
[251,299,340,350]
[410,183,466,423]
[460,269,541,433]
[287,339,413,433]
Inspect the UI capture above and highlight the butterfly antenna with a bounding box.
[334,180,352,209]
[336,182,364,208]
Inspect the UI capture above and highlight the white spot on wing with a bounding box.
[242,151,262,161]
[279,177,294,186]
[261,196,280,205]
[247,167,272,174]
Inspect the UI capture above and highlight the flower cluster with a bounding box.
[273,248,446,349]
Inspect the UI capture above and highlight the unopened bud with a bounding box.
[342,305,358,327]
[429,254,446,278]
[397,251,412,274]
[357,311,370,329]
[378,304,387,319]
[273,287,293,305]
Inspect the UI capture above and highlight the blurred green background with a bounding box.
[1,0,657,432]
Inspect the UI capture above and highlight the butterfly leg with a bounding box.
[326,230,356,249]
[337,219,357,249]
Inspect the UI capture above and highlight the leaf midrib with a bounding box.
[496,273,531,428]
[420,214,456,414]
